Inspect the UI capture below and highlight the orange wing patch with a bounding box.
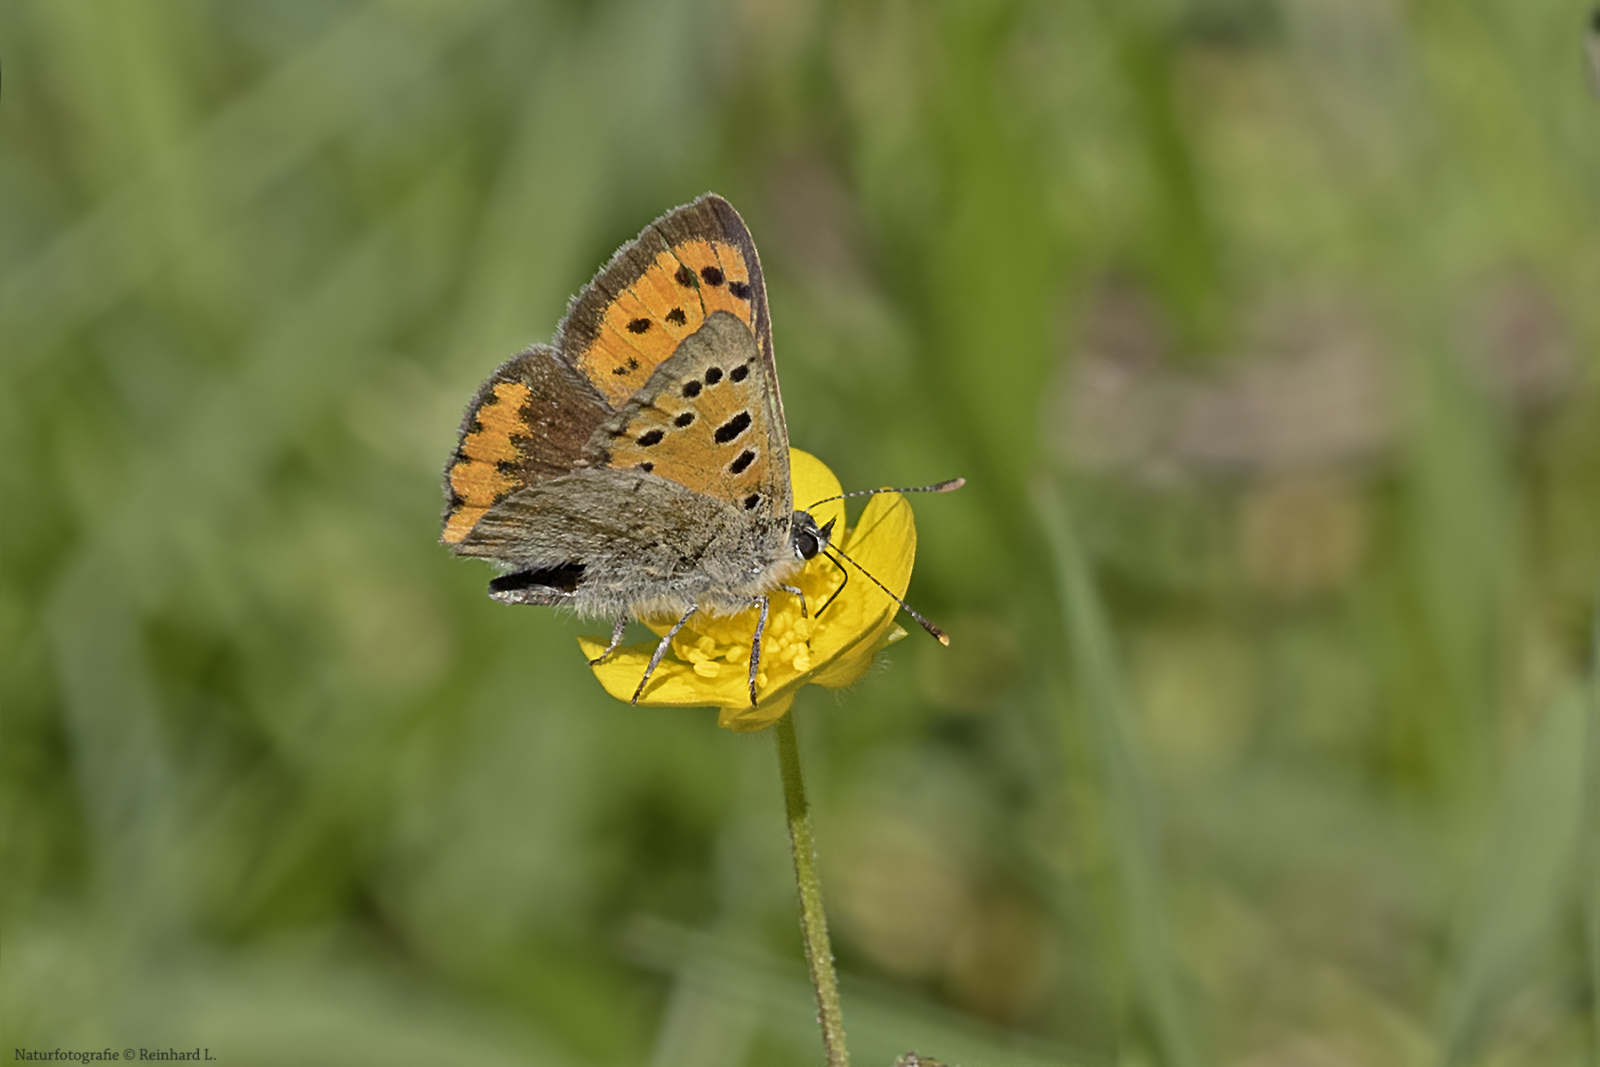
[567,202,760,411]
[633,251,707,340]
[670,239,754,327]
[575,254,712,406]
[442,381,531,544]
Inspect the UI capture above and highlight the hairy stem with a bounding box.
[776,710,850,1067]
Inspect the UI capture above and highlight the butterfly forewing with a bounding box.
[442,194,799,619]
[558,199,774,403]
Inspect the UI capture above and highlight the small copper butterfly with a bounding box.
[441,195,958,704]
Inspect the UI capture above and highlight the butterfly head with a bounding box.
[790,510,836,562]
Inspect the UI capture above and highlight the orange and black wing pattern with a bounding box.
[441,194,785,549]
[440,344,610,545]
[556,195,777,412]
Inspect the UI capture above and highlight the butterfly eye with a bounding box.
[795,530,820,559]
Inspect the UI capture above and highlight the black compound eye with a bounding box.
[796,531,820,559]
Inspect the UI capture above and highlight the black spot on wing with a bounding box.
[714,411,752,444]
[700,265,724,286]
[729,449,756,474]
[743,494,760,510]
[637,462,653,473]
[627,318,652,334]
[674,264,696,288]
[729,281,750,300]
[490,562,585,594]
[637,429,664,446]
[674,412,695,428]
[729,364,749,382]
[704,367,723,385]
[681,380,702,398]
[666,307,687,326]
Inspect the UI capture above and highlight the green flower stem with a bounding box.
[1587,596,1600,1067]
[776,710,851,1067]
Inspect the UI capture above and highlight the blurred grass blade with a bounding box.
[1,0,507,376]
[78,165,467,572]
[40,169,462,939]
[45,558,184,933]
[622,916,1106,1067]
[647,974,760,1067]
[1034,478,1201,1067]
[2,921,582,1065]
[1588,595,1600,1067]
[1435,686,1587,1065]
[445,0,705,375]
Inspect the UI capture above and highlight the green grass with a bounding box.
[3,1,1599,1064]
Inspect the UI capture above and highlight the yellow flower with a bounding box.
[577,449,917,731]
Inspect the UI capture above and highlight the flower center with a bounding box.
[667,551,846,688]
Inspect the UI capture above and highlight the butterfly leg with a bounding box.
[632,606,698,705]
[747,594,771,706]
[588,613,629,666]
[778,584,808,618]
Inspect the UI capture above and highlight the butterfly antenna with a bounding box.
[824,543,949,646]
[806,477,964,512]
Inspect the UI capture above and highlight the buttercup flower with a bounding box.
[577,449,916,731]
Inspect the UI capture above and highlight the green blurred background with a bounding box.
[4,1,1599,1064]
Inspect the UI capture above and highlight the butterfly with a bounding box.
[441,194,954,706]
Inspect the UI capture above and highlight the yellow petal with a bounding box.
[804,489,917,689]
[718,691,796,731]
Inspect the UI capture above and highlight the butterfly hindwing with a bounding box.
[441,344,609,545]
[458,468,750,610]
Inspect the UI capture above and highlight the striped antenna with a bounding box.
[805,477,964,512]
[823,542,949,646]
